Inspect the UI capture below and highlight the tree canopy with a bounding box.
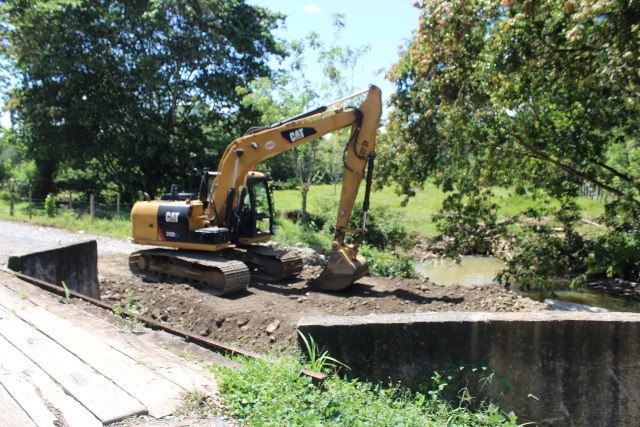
[382,0,640,284]
[0,0,284,199]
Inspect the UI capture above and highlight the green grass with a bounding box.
[1,181,607,243]
[213,353,520,426]
[274,183,606,238]
[0,201,131,239]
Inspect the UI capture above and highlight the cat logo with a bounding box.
[289,128,305,142]
[281,127,317,143]
[165,211,180,223]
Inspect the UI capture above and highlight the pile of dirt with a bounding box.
[98,251,548,355]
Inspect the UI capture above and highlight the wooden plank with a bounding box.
[0,364,57,427]
[1,277,223,394]
[0,383,36,427]
[0,335,101,427]
[0,305,146,424]
[17,304,186,418]
[0,283,187,417]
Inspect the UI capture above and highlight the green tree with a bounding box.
[0,0,284,200]
[239,13,370,219]
[382,0,640,285]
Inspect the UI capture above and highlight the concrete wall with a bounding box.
[297,311,640,426]
[8,240,100,299]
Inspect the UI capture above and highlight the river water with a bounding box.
[414,256,640,313]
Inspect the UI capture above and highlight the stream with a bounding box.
[414,256,640,313]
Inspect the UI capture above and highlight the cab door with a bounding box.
[236,174,276,242]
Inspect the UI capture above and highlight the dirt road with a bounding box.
[1,220,547,354]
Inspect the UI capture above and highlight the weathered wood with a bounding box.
[0,362,58,427]
[0,305,147,424]
[22,306,185,418]
[2,275,225,392]
[0,284,185,418]
[0,335,102,427]
[0,383,36,427]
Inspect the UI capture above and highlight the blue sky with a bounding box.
[247,0,421,109]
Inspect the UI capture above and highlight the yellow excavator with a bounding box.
[130,85,382,295]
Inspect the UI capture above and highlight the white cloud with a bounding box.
[303,4,321,13]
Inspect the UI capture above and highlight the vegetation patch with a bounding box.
[213,351,521,427]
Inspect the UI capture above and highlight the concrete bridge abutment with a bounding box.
[297,311,640,426]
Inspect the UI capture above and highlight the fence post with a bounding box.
[10,192,14,216]
[116,192,121,217]
[28,191,32,219]
[90,194,95,218]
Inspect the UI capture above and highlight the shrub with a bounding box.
[314,196,413,251]
[44,194,56,218]
[360,245,416,279]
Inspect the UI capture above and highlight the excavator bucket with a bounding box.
[313,248,368,291]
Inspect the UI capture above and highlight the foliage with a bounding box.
[382,0,640,285]
[314,195,414,251]
[272,215,415,278]
[433,188,507,257]
[214,353,521,426]
[360,244,416,279]
[298,332,349,374]
[273,216,333,254]
[44,194,56,218]
[585,229,640,282]
[0,0,284,200]
[238,13,371,219]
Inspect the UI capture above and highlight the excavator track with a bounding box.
[222,245,304,281]
[129,249,250,296]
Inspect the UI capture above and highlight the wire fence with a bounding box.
[3,192,134,220]
[579,183,611,203]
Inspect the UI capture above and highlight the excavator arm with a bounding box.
[211,85,382,290]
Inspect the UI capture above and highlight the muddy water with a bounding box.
[415,256,640,313]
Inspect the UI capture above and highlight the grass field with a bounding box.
[0,182,606,241]
[273,183,606,238]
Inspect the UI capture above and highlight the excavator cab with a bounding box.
[236,172,276,242]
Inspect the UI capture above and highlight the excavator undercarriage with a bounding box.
[129,245,304,296]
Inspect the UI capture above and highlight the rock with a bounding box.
[265,320,281,335]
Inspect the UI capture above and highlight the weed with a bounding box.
[178,390,211,416]
[298,331,349,374]
[176,347,197,362]
[112,290,143,332]
[61,280,71,303]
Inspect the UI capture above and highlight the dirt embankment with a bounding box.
[98,253,547,355]
[0,220,547,355]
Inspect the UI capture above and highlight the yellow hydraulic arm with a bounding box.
[211,85,382,289]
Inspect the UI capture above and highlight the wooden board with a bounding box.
[0,383,36,427]
[0,284,186,418]
[0,335,101,427]
[0,305,147,424]
[1,275,224,393]
[0,362,57,427]
[16,307,185,417]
